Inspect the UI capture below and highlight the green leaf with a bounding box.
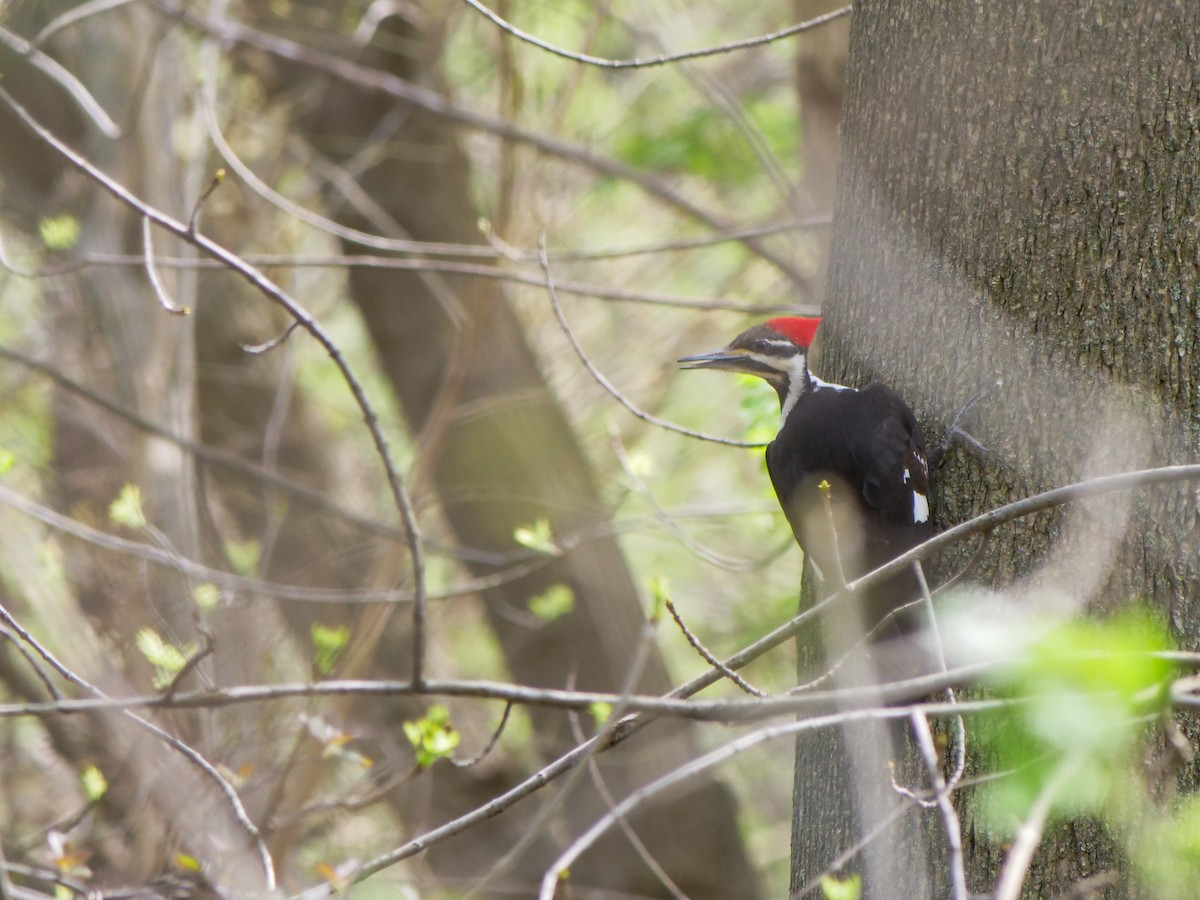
[820,873,861,900]
[403,704,461,769]
[225,538,261,576]
[514,517,560,556]
[109,484,147,529]
[80,764,107,801]
[191,583,220,612]
[311,623,351,676]
[528,583,574,622]
[588,701,613,727]
[39,214,80,251]
[0,448,16,476]
[135,627,188,688]
[648,575,670,623]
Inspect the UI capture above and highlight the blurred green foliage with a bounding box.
[975,608,1200,895]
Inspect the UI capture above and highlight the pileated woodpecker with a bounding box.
[680,316,931,634]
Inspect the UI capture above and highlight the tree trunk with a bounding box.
[802,0,1200,896]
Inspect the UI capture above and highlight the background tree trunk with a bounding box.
[226,3,762,895]
[804,0,1200,895]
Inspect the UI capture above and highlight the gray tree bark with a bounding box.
[795,0,1200,896]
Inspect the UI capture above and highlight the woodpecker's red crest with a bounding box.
[764,316,820,350]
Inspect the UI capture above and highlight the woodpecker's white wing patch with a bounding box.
[913,491,930,524]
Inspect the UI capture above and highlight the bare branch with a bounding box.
[450,701,513,769]
[909,711,967,900]
[0,23,119,138]
[665,599,767,697]
[567,706,690,900]
[141,216,190,315]
[9,249,801,315]
[993,757,1082,900]
[29,0,140,49]
[156,0,811,286]
[467,616,658,894]
[461,0,853,70]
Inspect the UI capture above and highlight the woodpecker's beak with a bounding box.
[677,349,751,371]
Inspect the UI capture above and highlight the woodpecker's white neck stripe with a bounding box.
[779,353,810,425]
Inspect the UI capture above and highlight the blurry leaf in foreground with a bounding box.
[978,608,1175,834]
[1134,793,1200,900]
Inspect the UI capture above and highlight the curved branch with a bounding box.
[461,1,852,70]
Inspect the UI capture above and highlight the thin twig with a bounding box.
[993,757,1081,900]
[9,249,802,314]
[0,24,119,138]
[462,0,852,69]
[534,698,937,900]
[450,701,513,768]
[0,624,62,699]
[160,624,216,703]
[29,0,139,49]
[466,615,659,896]
[566,704,689,900]
[187,168,226,235]
[141,216,190,315]
[609,425,769,570]
[540,237,763,448]
[909,710,967,900]
[665,599,766,697]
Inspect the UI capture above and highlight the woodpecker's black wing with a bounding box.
[764,383,932,624]
[856,383,933,544]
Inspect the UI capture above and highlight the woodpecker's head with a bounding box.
[678,316,820,408]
